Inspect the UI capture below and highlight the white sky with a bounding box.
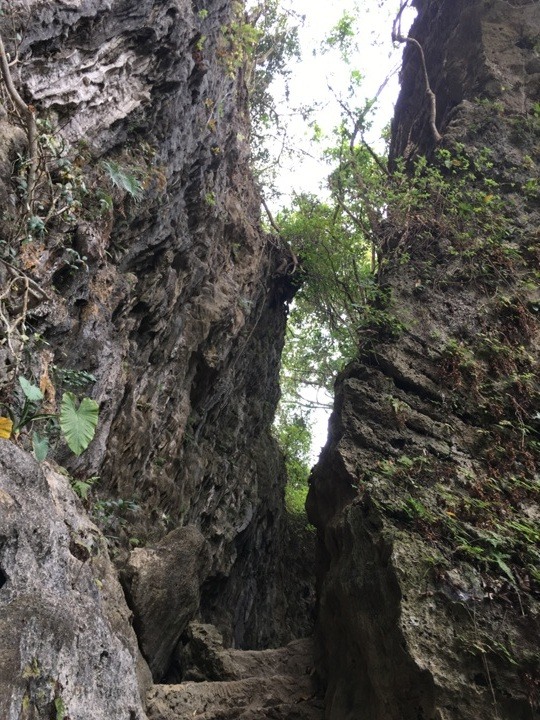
[266,0,416,461]
[269,0,416,203]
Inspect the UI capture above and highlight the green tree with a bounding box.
[274,406,311,513]
[244,0,303,181]
[276,119,386,399]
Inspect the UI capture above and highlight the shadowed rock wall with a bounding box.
[308,1,540,718]
[0,0,303,690]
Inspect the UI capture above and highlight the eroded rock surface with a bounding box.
[147,623,323,720]
[308,1,540,718]
[0,0,306,656]
[0,441,150,720]
[122,527,211,680]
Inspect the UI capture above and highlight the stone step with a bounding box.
[146,624,324,719]
[147,673,323,720]
[223,638,316,680]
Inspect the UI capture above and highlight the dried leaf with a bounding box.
[0,417,13,439]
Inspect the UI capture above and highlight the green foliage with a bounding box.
[378,461,540,596]
[387,145,513,252]
[92,496,141,540]
[278,192,374,396]
[32,432,49,462]
[274,408,311,514]
[0,375,99,460]
[54,696,66,720]
[19,375,44,403]
[70,475,99,501]
[204,191,216,207]
[276,411,311,484]
[243,1,302,177]
[101,159,143,201]
[52,366,97,390]
[322,12,357,62]
[274,94,388,466]
[59,392,99,457]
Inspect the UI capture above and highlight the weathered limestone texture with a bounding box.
[0,441,150,720]
[147,623,323,719]
[122,526,211,679]
[308,1,540,718]
[0,0,300,660]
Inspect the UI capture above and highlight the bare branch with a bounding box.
[261,195,282,234]
[0,30,38,212]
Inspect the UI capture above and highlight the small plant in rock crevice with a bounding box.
[0,375,99,459]
[91,496,141,546]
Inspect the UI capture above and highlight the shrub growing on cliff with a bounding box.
[241,0,302,181]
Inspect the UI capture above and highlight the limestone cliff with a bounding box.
[0,443,150,719]
[0,0,302,706]
[308,1,540,718]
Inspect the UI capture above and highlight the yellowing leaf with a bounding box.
[0,417,13,439]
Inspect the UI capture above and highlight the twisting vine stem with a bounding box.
[0,29,38,213]
[392,1,443,143]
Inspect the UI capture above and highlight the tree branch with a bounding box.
[261,195,281,234]
[0,30,37,213]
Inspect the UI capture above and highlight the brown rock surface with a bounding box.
[147,625,323,720]
[0,0,307,654]
[123,527,211,680]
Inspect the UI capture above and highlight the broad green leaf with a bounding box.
[0,416,13,439]
[60,393,99,456]
[19,376,43,402]
[32,432,49,462]
[102,160,143,200]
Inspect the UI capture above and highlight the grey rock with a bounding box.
[1,0,308,652]
[178,622,317,683]
[0,440,150,720]
[148,626,323,720]
[123,526,211,680]
[310,1,540,718]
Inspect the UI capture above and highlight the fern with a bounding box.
[101,159,143,200]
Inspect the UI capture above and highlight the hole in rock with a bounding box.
[473,673,488,687]
[390,437,407,450]
[0,568,7,589]
[52,266,74,291]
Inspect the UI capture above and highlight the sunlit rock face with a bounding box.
[0,442,151,720]
[0,0,308,692]
[308,1,540,718]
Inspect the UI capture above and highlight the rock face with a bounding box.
[122,526,211,680]
[146,623,323,720]
[308,1,540,718]
[0,441,150,720]
[0,0,302,670]
[5,0,538,717]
